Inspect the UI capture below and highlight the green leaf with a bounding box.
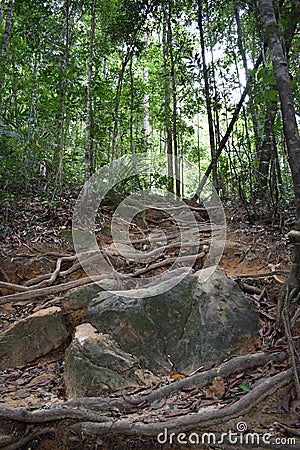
[266,89,279,101]
[239,382,251,392]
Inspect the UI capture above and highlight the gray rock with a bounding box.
[64,267,260,396]
[0,307,69,369]
[61,281,117,328]
[64,323,140,397]
[62,284,104,311]
[84,274,198,373]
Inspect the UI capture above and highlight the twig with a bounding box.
[234,270,289,279]
[238,282,262,296]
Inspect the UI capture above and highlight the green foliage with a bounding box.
[0,0,298,218]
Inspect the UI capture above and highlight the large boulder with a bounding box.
[64,267,260,397]
[0,307,69,370]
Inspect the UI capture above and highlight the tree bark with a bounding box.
[54,0,77,191]
[0,0,5,29]
[1,0,14,55]
[162,6,173,194]
[85,0,97,180]
[0,0,14,109]
[197,0,217,191]
[259,0,300,224]
[260,0,300,327]
[111,50,131,160]
[167,1,180,197]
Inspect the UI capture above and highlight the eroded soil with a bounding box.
[0,200,298,449]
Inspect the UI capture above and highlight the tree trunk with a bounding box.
[1,0,14,55]
[111,50,131,160]
[129,55,134,156]
[54,0,77,191]
[234,0,261,169]
[0,0,5,29]
[260,0,300,334]
[143,33,150,148]
[257,97,278,201]
[197,0,217,191]
[260,0,300,224]
[0,0,14,109]
[167,1,180,197]
[162,6,173,194]
[85,0,97,180]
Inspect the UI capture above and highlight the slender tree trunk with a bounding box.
[167,2,180,197]
[197,0,217,191]
[111,50,131,160]
[54,0,74,190]
[260,0,300,334]
[0,0,14,109]
[260,0,300,223]
[1,0,13,55]
[208,45,220,148]
[143,33,150,148]
[85,0,97,180]
[162,6,173,194]
[0,0,5,29]
[129,54,134,155]
[234,0,260,159]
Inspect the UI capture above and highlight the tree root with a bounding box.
[234,270,289,280]
[63,367,294,439]
[0,275,107,304]
[0,351,291,449]
[0,351,287,422]
[1,427,57,450]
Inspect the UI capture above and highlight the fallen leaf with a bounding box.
[239,382,251,392]
[211,376,226,398]
[170,373,186,380]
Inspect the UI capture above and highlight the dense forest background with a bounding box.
[0,0,299,223]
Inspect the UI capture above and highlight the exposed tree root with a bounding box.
[0,358,292,449]
[234,270,289,279]
[0,275,107,304]
[0,352,287,426]
[1,427,57,450]
[68,368,293,435]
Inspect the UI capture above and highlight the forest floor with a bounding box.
[0,197,299,449]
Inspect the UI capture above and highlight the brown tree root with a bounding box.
[233,270,289,279]
[1,427,57,450]
[0,351,287,423]
[0,352,292,449]
[67,367,294,437]
[0,275,107,304]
